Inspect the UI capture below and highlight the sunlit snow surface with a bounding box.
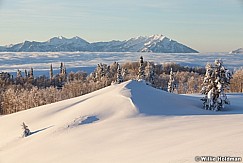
[0,52,242,76]
[0,80,243,163]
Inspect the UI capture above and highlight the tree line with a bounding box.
[0,57,243,115]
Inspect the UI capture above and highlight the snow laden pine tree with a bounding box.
[145,61,155,85]
[121,68,128,81]
[201,59,232,111]
[167,68,175,93]
[137,56,145,80]
[17,69,22,78]
[29,67,34,78]
[116,63,123,84]
[50,64,53,80]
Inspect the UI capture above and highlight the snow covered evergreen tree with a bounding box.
[94,64,105,80]
[145,61,155,85]
[29,67,34,78]
[116,63,123,84]
[60,62,64,74]
[201,59,232,111]
[95,64,102,81]
[50,64,53,80]
[17,69,22,78]
[137,56,145,80]
[24,70,28,78]
[122,68,128,81]
[167,68,175,93]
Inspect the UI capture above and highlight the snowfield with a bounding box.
[0,80,243,163]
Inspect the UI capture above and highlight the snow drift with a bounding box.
[0,80,243,163]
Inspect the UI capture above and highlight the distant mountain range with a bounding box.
[230,48,243,54]
[0,34,198,53]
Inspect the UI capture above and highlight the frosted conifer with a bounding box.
[116,63,123,84]
[29,67,34,78]
[167,68,175,93]
[137,56,145,80]
[50,64,53,79]
[201,59,232,111]
[145,61,155,85]
[17,69,22,78]
[24,70,28,78]
[122,68,128,81]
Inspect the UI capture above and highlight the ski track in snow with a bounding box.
[0,80,243,163]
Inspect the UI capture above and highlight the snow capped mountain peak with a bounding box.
[72,36,81,40]
[47,36,89,46]
[136,36,148,40]
[230,48,243,54]
[140,34,198,53]
[143,34,166,49]
[129,34,165,42]
[127,36,147,42]
[57,36,66,40]
[70,36,89,44]
[149,34,165,41]
[48,36,67,44]
[6,44,14,48]
[0,35,198,53]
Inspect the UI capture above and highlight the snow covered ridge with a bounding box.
[0,34,198,53]
[1,80,243,163]
[229,48,243,54]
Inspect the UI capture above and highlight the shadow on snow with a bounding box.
[30,126,54,136]
[126,81,243,116]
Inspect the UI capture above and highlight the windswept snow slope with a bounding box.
[0,80,243,163]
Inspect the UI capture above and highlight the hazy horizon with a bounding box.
[0,0,243,52]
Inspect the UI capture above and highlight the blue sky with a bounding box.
[0,0,242,52]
